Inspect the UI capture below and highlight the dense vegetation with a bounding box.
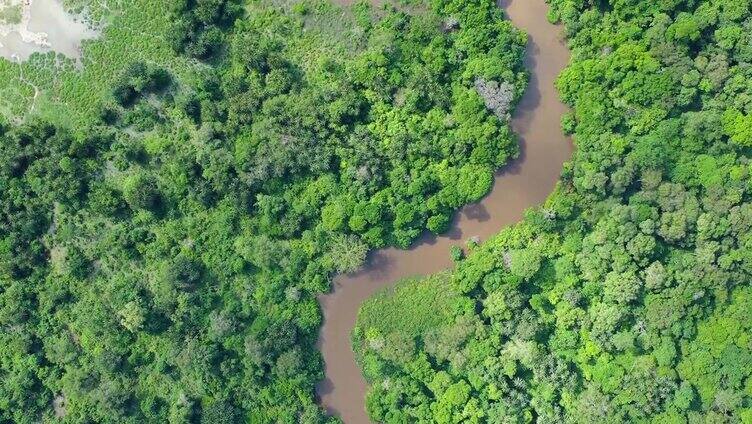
[168,0,243,59]
[354,0,752,422]
[0,0,527,422]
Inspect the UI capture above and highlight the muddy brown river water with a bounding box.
[316,0,573,422]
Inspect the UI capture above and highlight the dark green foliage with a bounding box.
[354,0,752,422]
[0,124,112,422]
[112,62,173,107]
[122,172,160,210]
[201,399,238,424]
[168,0,244,59]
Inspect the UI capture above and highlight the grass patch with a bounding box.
[355,272,460,340]
[352,272,465,381]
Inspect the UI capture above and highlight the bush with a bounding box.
[122,172,160,210]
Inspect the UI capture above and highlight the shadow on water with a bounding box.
[316,0,574,422]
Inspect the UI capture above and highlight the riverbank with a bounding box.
[315,0,573,422]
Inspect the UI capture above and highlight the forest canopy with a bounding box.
[353,0,752,422]
[0,0,527,422]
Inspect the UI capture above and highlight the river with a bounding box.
[315,0,573,422]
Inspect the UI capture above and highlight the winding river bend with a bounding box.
[316,0,573,422]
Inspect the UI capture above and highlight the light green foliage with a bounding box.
[328,234,368,273]
[668,13,701,41]
[723,108,752,146]
[354,0,752,422]
[678,288,752,409]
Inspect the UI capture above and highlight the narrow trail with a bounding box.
[316,0,573,422]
